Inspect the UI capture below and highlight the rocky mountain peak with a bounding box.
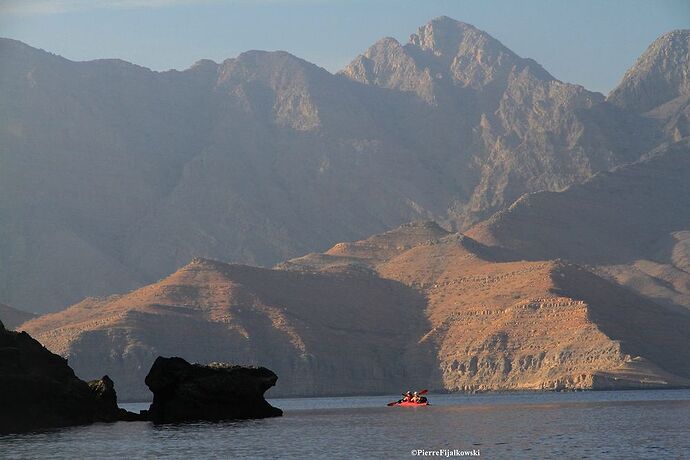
[217,50,325,86]
[608,29,690,112]
[215,50,330,130]
[359,37,409,68]
[342,16,553,97]
[408,16,504,58]
[372,36,403,50]
[339,34,433,98]
[188,58,219,73]
[407,16,554,84]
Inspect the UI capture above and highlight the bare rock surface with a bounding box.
[5,18,690,398]
[609,30,690,113]
[21,220,690,398]
[144,356,282,423]
[21,255,433,400]
[467,140,690,312]
[0,16,659,313]
[0,320,136,434]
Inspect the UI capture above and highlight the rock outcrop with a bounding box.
[144,356,282,423]
[0,320,135,434]
[88,375,142,422]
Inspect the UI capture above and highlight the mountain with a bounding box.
[284,223,690,393]
[608,29,690,141]
[19,255,436,399]
[20,222,690,399]
[342,16,658,226]
[0,17,662,313]
[10,20,690,397]
[0,303,36,330]
[608,30,690,113]
[467,139,690,312]
[342,16,553,99]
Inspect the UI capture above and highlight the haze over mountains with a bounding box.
[468,140,690,310]
[0,303,35,330]
[1,16,673,313]
[4,16,690,398]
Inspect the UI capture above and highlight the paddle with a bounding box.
[387,389,428,406]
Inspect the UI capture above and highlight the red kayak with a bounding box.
[391,401,430,407]
[387,389,431,407]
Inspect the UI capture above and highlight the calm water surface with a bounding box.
[2,390,690,459]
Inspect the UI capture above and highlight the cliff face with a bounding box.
[0,320,129,433]
[0,16,660,314]
[341,16,658,228]
[286,227,690,392]
[21,222,690,399]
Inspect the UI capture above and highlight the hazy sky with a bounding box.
[1,0,689,94]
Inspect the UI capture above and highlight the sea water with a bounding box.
[2,390,689,459]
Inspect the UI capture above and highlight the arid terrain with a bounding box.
[5,17,690,399]
[0,16,668,313]
[21,219,690,399]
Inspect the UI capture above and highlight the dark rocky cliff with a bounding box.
[0,320,134,433]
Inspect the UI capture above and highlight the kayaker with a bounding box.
[387,389,429,406]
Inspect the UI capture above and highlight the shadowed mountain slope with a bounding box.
[467,140,690,312]
[468,141,690,263]
[21,257,436,400]
[286,224,690,392]
[342,16,659,227]
[0,303,36,330]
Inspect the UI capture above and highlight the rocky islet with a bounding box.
[0,320,282,434]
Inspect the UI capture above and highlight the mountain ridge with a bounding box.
[608,29,690,113]
[466,139,690,314]
[0,303,36,330]
[20,221,690,399]
[0,17,679,312]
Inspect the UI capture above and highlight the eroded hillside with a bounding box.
[22,222,690,399]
